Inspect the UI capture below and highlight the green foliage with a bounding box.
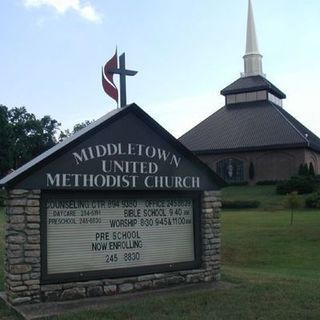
[222,185,287,211]
[256,180,279,185]
[227,181,249,186]
[59,119,94,140]
[298,162,315,177]
[73,120,94,133]
[309,162,315,176]
[298,163,304,175]
[0,191,4,207]
[305,192,320,208]
[298,163,309,176]
[0,105,61,177]
[276,176,316,195]
[284,191,303,224]
[303,163,309,175]
[222,200,260,209]
[0,106,13,176]
[249,162,254,180]
[285,191,303,209]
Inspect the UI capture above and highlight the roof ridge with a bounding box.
[269,102,310,146]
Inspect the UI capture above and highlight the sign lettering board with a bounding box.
[42,192,200,282]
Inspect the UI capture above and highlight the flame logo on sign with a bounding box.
[102,50,118,104]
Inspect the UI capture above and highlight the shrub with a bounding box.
[298,163,310,176]
[0,193,4,207]
[256,180,279,185]
[305,193,320,208]
[0,189,5,206]
[222,200,260,209]
[276,176,316,195]
[309,162,315,176]
[284,192,303,225]
[298,164,306,176]
[227,181,249,186]
[249,162,255,180]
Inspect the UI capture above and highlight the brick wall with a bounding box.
[199,148,309,183]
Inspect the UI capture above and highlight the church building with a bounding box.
[180,0,320,184]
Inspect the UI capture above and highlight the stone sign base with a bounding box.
[4,190,221,305]
[41,268,220,303]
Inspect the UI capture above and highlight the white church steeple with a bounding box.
[242,0,265,77]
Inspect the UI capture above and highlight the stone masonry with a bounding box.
[4,189,221,305]
[4,189,41,305]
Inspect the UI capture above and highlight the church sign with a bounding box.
[0,104,223,305]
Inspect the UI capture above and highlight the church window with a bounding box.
[216,158,244,183]
[226,90,268,105]
[268,92,283,107]
[246,92,257,101]
[237,93,247,103]
[226,95,236,104]
[256,90,267,100]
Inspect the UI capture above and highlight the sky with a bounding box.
[1,0,320,139]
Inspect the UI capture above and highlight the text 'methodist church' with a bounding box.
[180,0,320,184]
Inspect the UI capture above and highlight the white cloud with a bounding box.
[23,0,102,22]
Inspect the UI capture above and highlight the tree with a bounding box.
[0,105,61,177]
[309,162,315,176]
[73,120,94,133]
[298,163,309,176]
[249,162,255,180]
[303,164,309,176]
[285,191,303,225]
[0,106,13,176]
[9,107,60,168]
[59,120,94,140]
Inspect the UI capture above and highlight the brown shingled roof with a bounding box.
[179,101,320,154]
[221,75,286,99]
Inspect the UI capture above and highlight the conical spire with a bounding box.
[242,0,265,77]
[246,0,259,54]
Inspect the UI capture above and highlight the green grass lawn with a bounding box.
[222,210,320,278]
[221,185,308,210]
[222,185,280,202]
[0,204,320,319]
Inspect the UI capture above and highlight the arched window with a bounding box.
[216,158,244,183]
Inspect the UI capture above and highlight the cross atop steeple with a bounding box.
[242,0,265,78]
